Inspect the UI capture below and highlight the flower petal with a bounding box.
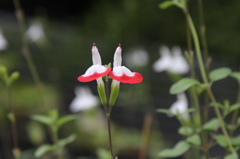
[92,44,102,65]
[109,66,143,84]
[78,66,111,82]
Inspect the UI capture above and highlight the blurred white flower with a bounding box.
[0,28,8,51]
[124,48,149,68]
[26,21,45,43]
[169,93,189,119]
[153,46,189,74]
[70,86,99,112]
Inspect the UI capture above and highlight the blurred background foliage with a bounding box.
[0,0,240,158]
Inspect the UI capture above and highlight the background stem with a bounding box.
[12,0,47,112]
[184,8,237,156]
[7,85,20,159]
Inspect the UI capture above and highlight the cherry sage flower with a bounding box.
[108,45,143,106]
[109,45,143,84]
[78,44,111,85]
[153,46,189,74]
[78,44,111,105]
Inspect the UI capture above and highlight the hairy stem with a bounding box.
[184,9,237,156]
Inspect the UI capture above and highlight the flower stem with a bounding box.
[12,0,47,113]
[104,78,114,157]
[107,114,114,158]
[185,11,236,156]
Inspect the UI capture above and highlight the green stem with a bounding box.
[229,82,240,135]
[197,0,209,59]
[185,9,237,156]
[7,85,20,159]
[184,2,209,158]
[12,0,47,112]
[52,127,63,159]
[107,114,114,158]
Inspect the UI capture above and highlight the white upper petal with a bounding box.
[153,46,172,72]
[169,93,189,119]
[0,30,8,51]
[92,46,102,65]
[70,86,99,112]
[124,48,149,68]
[26,21,45,42]
[113,66,134,76]
[83,65,107,76]
[113,46,122,67]
[168,46,189,74]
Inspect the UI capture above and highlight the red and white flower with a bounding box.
[109,45,143,85]
[78,44,111,85]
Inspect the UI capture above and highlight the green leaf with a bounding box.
[156,109,175,116]
[229,103,240,113]
[32,115,52,125]
[231,135,240,146]
[96,148,111,159]
[0,65,8,82]
[9,71,20,84]
[224,153,238,159]
[7,112,16,123]
[158,141,190,158]
[48,109,59,122]
[27,121,45,145]
[57,115,76,127]
[215,135,227,147]
[34,144,55,158]
[159,1,177,9]
[230,72,240,82]
[58,134,77,147]
[186,134,201,145]
[170,78,200,94]
[185,108,195,114]
[210,102,225,110]
[203,118,219,131]
[178,126,193,136]
[209,67,232,82]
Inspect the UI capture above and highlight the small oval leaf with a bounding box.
[32,115,52,125]
[178,126,193,136]
[57,115,76,127]
[35,144,55,158]
[159,1,177,9]
[156,109,175,116]
[224,153,238,159]
[230,72,240,82]
[158,141,190,158]
[203,118,219,131]
[209,67,231,82]
[186,134,201,145]
[170,78,200,94]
